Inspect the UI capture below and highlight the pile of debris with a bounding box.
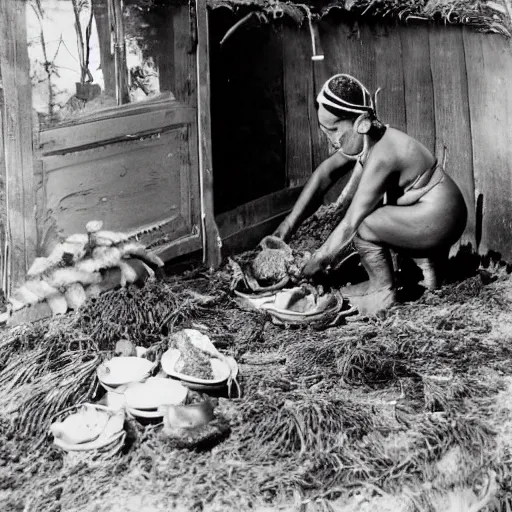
[4,220,164,325]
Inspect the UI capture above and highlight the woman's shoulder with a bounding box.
[376,127,433,161]
[371,127,436,176]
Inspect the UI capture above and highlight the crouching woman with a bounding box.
[273,74,467,315]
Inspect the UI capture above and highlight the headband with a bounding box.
[317,74,381,118]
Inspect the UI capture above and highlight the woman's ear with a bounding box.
[354,113,372,135]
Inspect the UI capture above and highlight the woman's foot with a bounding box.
[342,280,396,315]
[413,257,439,290]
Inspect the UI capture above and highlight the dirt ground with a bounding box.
[2,247,512,511]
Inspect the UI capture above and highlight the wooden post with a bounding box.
[0,69,7,295]
[0,0,36,293]
[196,0,221,269]
[92,0,116,97]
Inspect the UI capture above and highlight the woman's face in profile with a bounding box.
[317,104,354,153]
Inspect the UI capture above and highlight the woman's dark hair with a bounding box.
[316,74,387,139]
[328,75,366,106]
[315,75,367,120]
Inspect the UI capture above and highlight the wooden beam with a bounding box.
[196,0,221,269]
[309,18,330,171]
[110,0,130,105]
[91,0,116,97]
[216,187,303,240]
[216,187,302,255]
[0,0,36,292]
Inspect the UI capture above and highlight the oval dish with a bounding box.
[124,377,188,410]
[97,356,154,387]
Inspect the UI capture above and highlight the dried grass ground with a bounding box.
[2,256,512,512]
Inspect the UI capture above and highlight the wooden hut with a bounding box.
[1,0,512,298]
[207,0,512,263]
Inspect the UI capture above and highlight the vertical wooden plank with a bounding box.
[463,29,512,259]
[196,0,221,268]
[318,18,377,203]
[321,19,376,100]
[0,72,7,293]
[282,23,313,188]
[322,21,406,131]
[372,24,406,133]
[399,25,435,154]
[111,0,130,104]
[429,26,476,250]
[309,17,330,172]
[0,0,36,291]
[155,5,176,95]
[174,2,197,104]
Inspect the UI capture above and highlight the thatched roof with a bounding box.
[208,0,512,36]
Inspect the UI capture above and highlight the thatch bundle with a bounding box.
[208,0,512,36]
[2,215,512,510]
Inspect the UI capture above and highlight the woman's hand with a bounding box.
[301,250,329,278]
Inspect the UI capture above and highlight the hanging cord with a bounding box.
[306,8,324,61]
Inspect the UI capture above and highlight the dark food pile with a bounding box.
[170,330,215,380]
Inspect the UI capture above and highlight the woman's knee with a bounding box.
[357,219,381,243]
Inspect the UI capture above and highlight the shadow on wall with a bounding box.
[209,8,286,215]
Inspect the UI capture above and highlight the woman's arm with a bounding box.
[303,151,395,275]
[274,151,355,241]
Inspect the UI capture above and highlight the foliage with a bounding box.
[208,0,511,36]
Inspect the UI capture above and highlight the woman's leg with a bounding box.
[342,234,396,315]
[359,171,467,248]
[343,182,466,311]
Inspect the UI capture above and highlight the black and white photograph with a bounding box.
[1,0,512,510]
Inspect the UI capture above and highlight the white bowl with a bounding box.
[161,349,231,385]
[97,357,154,387]
[124,377,188,410]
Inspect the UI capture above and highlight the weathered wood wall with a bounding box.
[210,11,512,261]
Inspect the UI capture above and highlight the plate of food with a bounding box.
[160,329,233,386]
[50,403,125,452]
